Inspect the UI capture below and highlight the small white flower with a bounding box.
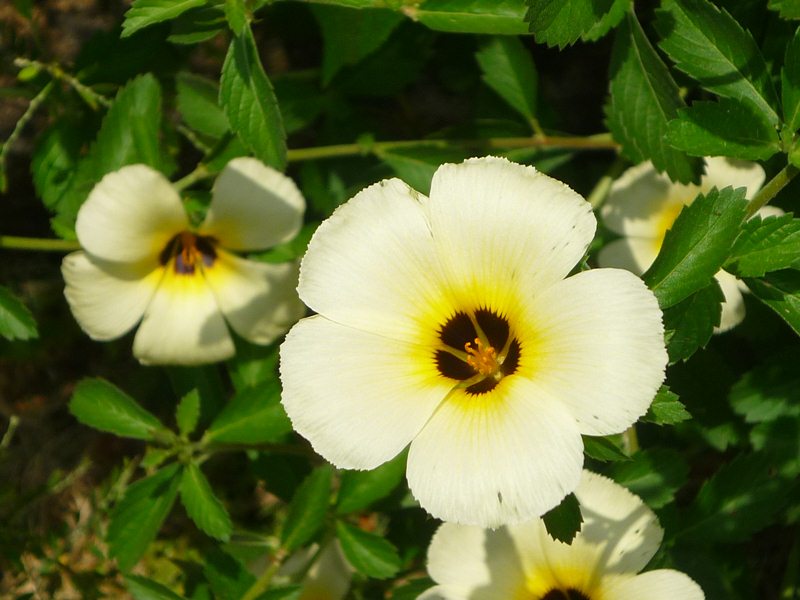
[280,156,667,527]
[421,470,705,600]
[62,158,306,365]
[598,158,777,332]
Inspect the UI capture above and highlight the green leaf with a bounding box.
[656,0,780,126]
[0,286,37,341]
[475,36,538,125]
[224,0,248,34]
[337,451,407,514]
[122,0,207,38]
[204,380,292,444]
[274,76,327,135]
[730,348,800,423]
[168,5,226,44]
[609,448,689,508]
[662,282,723,363]
[335,521,401,579]
[30,122,84,211]
[665,99,781,161]
[606,13,701,185]
[643,187,749,309]
[643,386,692,425]
[312,6,403,86]
[727,214,800,277]
[581,0,630,42]
[219,26,286,169]
[256,587,302,600]
[783,27,800,131]
[175,389,200,437]
[69,378,166,441]
[542,493,582,543]
[281,466,333,551]
[582,435,628,462]
[203,548,255,600]
[179,463,232,541]
[526,0,614,48]
[378,145,468,195]
[176,72,230,139]
[770,0,800,20]
[411,0,529,35]
[125,574,187,600]
[108,464,182,571]
[745,269,800,335]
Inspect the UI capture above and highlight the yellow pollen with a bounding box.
[179,231,200,268]
[465,337,500,377]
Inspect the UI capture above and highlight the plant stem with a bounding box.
[622,425,639,454]
[0,236,80,252]
[1,416,19,450]
[175,163,211,191]
[587,155,627,209]
[241,547,288,600]
[14,58,111,110]
[746,163,799,218]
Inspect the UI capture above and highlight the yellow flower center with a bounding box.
[465,337,500,377]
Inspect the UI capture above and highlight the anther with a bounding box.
[465,337,500,377]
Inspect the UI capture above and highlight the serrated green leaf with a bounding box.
[122,0,207,38]
[224,0,248,34]
[606,13,701,184]
[730,348,800,423]
[108,464,182,571]
[378,145,468,195]
[204,379,291,444]
[69,378,166,440]
[175,389,200,437]
[412,0,528,35]
[745,269,800,335]
[609,448,689,508]
[281,466,332,551]
[337,451,407,514]
[582,435,628,462]
[312,6,403,86]
[176,72,230,139]
[662,282,723,363]
[219,27,286,169]
[30,122,84,210]
[665,98,780,161]
[581,0,629,42]
[475,36,538,125]
[526,0,614,48]
[656,0,780,126]
[727,214,800,277]
[783,27,800,131]
[770,0,800,20]
[643,386,692,424]
[168,5,226,44]
[203,548,255,600]
[125,574,187,600]
[335,521,401,579]
[542,493,582,543]
[179,463,232,541]
[0,286,37,341]
[643,187,749,308]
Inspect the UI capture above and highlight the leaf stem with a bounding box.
[0,236,80,252]
[621,425,639,454]
[14,58,111,110]
[240,547,289,600]
[175,164,211,191]
[746,163,799,218]
[587,155,627,209]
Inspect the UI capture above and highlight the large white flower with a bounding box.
[62,158,306,365]
[421,470,704,600]
[598,157,776,332]
[280,156,667,527]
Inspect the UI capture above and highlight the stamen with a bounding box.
[465,337,500,377]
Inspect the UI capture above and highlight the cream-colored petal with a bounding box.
[204,250,305,345]
[427,156,596,311]
[76,165,188,263]
[524,268,667,436]
[279,315,452,470]
[132,267,233,365]
[714,270,745,333]
[596,237,658,276]
[201,157,305,251]
[755,205,785,219]
[61,252,160,341]
[703,157,764,199]
[299,542,352,600]
[407,376,584,528]
[297,178,452,345]
[601,570,705,599]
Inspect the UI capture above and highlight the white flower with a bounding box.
[62,158,306,365]
[598,157,777,332]
[421,470,704,600]
[280,156,667,527]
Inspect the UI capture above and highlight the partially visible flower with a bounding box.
[62,158,306,365]
[598,157,778,332]
[421,470,704,600]
[279,542,352,600]
[280,156,667,527]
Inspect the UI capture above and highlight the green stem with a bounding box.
[622,425,639,454]
[586,155,627,209]
[175,164,211,191]
[14,58,111,110]
[241,547,288,600]
[746,163,799,218]
[1,415,19,450]
[0,236,80,252]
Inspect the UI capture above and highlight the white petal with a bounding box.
[76,165,188,263]
[407,376,584,527]
[201,157,305,251]
[524,268,667,436]
[596,237,658,275]
[204,250,305,345]
[575,471,663,574]
[602,570,705,600]
[61,252,160,340]
[300,542,352,600]
[427,156,596,310]
[703,157,764,199]
[714,270,745,333]
[132,267,233,365]
[425,522,526,599]
[279,316,452,470]
[298,178,452,345]
[755,205,785,219]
